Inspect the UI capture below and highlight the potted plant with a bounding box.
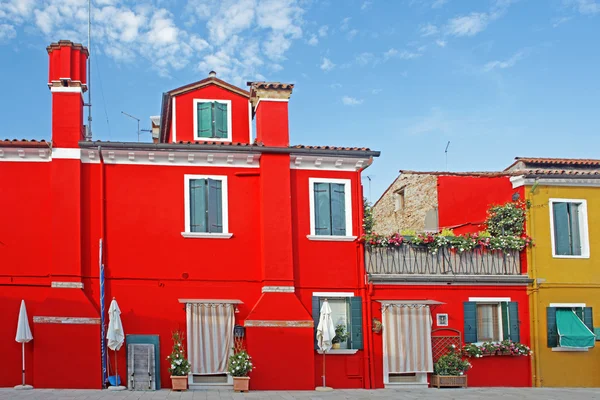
[167,331,191,391]
[332,324,349,349]
[228,349,253,392]
[431,345,471,388]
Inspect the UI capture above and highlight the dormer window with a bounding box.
[193,99,232,142]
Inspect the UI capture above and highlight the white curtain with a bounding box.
[186,303,234,374]
[383,304,433,374]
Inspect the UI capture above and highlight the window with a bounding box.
[394,189,405,212]
[182,175,231,238]
[550,199,589,258]
[312,293,363,353]
[308,178,355,241]
[193,99,232,141]
[547,304,595,350]
[464,299,520,343]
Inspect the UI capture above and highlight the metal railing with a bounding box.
[365,244,521,276]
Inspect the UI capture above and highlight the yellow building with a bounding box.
[507,157,600,387]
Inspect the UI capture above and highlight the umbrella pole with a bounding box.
[114,349,118,385]
[21,342,25,386]
[322,352,326,388]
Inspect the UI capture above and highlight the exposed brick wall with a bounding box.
[372,173,438,235]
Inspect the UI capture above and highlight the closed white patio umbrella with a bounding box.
[315,299,336,391]
[15,300,33,390]
[107,298,126,391]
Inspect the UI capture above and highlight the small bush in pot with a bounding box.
[228,349,253,392]
[167,331,191,391]
[332,324,349,349]
[431,345,471,388]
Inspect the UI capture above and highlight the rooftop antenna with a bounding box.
[365,176,372,204]
[84,0,92,141]
[121,111,141,142]
[445,141,450,171]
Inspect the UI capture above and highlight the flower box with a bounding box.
[430,374,467,388]
[233,376,250,392]
[170,376,188,391]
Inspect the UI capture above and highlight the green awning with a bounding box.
[557,309,596,348]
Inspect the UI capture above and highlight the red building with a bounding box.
[0,41,380,390]
[368,172,532,388]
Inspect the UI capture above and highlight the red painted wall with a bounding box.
[437,176,524,235]
[368,285,532,388]
[169,85,250,144]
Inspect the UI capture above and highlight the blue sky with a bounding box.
[1,0,599,201]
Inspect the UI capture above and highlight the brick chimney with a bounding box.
[47,40,89,148]
[249,82,293,147]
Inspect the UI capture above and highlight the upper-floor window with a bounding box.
[182,175,232,239]
[550,199,589,258]
[193,99,232,141]
[393,188,405,212]
[308,178,355,241]
[464,298,520,344]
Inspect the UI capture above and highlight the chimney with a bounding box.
[249,82,294,147]
[47,40,89,148]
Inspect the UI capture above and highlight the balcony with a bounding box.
[365,244,531,284]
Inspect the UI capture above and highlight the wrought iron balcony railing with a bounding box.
[365,244,523,278]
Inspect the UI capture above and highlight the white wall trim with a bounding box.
[308,177,353,238]
[50,86,83,93]
[317,349,359,355]
[51,281,84,289]
[181,232,233,239]
[248,101,253,144]
[52,148,81,159]
[307,235,357,242]
[550,303,587,308]
[0,147,51,162]
[510,176,525,188]
[511,175,600,188]
[291,155,369,172]
[262,286,295,293]
[312,292,354,298]
[549,198,590,259]
[172,97,177,143]
[468,297,512,302]
[183,174,230,236]
[179,299,242,304]
[193,99,233,142]
[552,347,590,352]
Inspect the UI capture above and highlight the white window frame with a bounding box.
[468,297,511,344]
[549,198,590,259]
[193,99,233,142]
[549,302,592,352]
[182,174,232,239]
[307,178,356,242]
[313,292,358,355]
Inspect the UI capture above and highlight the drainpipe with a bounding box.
[528,182,542,387]
[98,146,107,388]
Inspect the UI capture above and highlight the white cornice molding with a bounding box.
[52,148,81,159]
[81,149,261,168]
[0,147,51,162]
[511,175,600,188]
[290,154,369,171]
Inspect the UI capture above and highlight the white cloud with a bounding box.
[330,83,342,89]
[342,96,363,105]
[420,23,438,37]
[383,48,398,60]
[432,0,448,8]
[320,57,335,71]
[340,17,351,31]
[347,29,358,39]
[372,88,382,95]
[484,50,526,71]
[436,39,447,47]
[552,16,573,27]
[384,48,423,60]
[571,0,600,14]
[355,52,375,66]
[361,1,372,10]
[0,23,16,41]
[446,12,489,36]
[307,34,318,45]
[318,25,328,37]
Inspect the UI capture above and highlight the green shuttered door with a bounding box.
[350,297,363,350]
[463,302,478,343]
[190,179,208,232]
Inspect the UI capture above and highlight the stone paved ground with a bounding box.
[2,388,600,400]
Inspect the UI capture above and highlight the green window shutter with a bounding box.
[197,102,212,138]
[584,307,594,332]
[501,302,509,340]
[330,183,347,236]
[508,302,520,342]
[207,179,223,233]
[463,302,478,343]
[568,203,582,256]
[314,183,332,236]
[547,307,558,348]
[214,102,228,139]
[312,297,321,350]
[350,297,363,350]
[189,179,208,232]
[553,202,571,255]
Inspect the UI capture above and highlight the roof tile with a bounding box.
[0,139,49,148]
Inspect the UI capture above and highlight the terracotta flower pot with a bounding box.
[332,343,341,349]
[170,375,188,391]
[233,376,250,392]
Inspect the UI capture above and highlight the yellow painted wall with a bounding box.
[526,184,600,387]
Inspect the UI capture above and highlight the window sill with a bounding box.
[307,235,357,242]
[317,349,359,355]
[552,347,591,352]
[181,232,233,239]
[552,254,590,259]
